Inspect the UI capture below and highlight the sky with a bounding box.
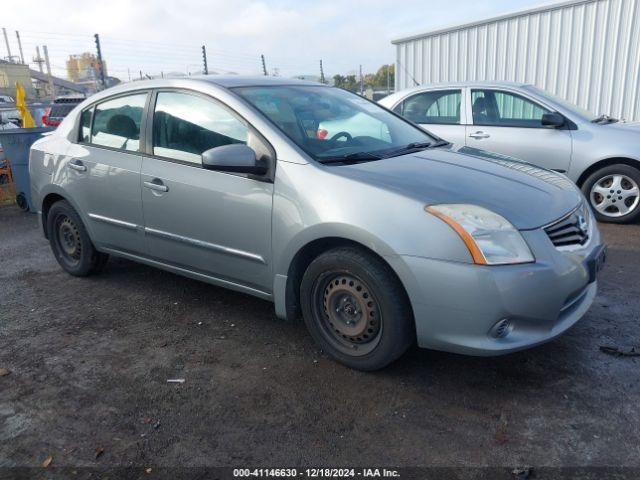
[3,0,556,81]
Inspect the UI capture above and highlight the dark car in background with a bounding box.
[42,95,85,127]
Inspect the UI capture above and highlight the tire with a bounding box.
[300,247,414,371]
[582,164,640,224]
[46,200,109,276]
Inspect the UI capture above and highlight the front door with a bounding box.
[141,90,274,293]
[467,89,572,172]
[63,92,148,254]
[393,88,467,145]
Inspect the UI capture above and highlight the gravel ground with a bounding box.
[0,204,639,475]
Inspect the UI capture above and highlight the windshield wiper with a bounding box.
[319,151,383,164]
[591,114,618,124]
[428,140,451,148]
[383,140,450,158]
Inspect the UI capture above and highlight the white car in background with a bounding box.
[380,81,640,223]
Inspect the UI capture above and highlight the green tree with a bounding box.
[343,75,358,92]
[374,64,395,91]
[333,74,345,88]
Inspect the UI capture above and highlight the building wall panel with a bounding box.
[394,0,640,120]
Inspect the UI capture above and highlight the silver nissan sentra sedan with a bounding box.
[29,76,606,370]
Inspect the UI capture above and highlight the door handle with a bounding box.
[469,131,490,139]
[68,160,87,172]
[143,180,169,192]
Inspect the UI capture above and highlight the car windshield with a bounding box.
[233,85,438,163]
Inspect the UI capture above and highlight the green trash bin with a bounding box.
[0,127,54,212]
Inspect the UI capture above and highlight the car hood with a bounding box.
[603,120,640,132]
[336,145,582,230]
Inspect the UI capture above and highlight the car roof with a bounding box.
[401,80,531,92]
[78,75,328,107]
[196,75,326,88]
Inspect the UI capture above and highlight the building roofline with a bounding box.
[391,0,598,44]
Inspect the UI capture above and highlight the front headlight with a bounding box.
[425,204,535,265]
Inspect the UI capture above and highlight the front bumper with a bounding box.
[398,225,604,356]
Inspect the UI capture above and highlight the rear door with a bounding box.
[466,88,572,172]
[63,92,148,254]
[140,89,274,292]
[393,88,466,144]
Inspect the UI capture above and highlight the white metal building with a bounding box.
[393,0,640,121]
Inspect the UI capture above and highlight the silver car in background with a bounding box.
[30,77,605,370]
[380,81,640,223]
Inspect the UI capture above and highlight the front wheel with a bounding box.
[47,200,109,276]
[582,164,640,223]
[300,247,414,371]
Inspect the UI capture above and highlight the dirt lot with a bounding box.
[1,204,639,475]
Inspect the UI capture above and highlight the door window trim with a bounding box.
[142,87,276,182]
[74,89,152,153]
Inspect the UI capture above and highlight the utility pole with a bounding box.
[139,70,143,80]
[261,54,268,76]
[359,64,363,95]
[201,45,208,75]
[42,45,55,100]
[2,28,12,62]
[33,46,45,73]
[319,59,325,84]
[15,31,25,64]
[94,33,106,90]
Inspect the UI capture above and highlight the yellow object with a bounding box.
[15,82,36,128]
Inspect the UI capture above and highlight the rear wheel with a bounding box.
[47,200,109,276]
[300,247,414,371]
[582,164,640,223]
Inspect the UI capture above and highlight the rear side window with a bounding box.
[90,93,147,151]
[152,91,248,164]
[397,90,461,125]
[471,90,550,127]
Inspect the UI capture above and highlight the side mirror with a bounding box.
[202,144,267,175]
[541,112,565,128]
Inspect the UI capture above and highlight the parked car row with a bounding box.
[29,76,608,370]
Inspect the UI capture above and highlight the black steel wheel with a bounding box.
[314,272,383,356]
[47,200,109,276]
[54,215,83,269]
[300,247,414,371]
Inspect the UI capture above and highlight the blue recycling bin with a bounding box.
[0,127,54,212]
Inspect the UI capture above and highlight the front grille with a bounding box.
[545,203,590,248]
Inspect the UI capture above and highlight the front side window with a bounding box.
[91,93,147,151]
[398,90,461,125]
[233,85,436,162]
[153,91,248,164]
[471,90,550,127]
